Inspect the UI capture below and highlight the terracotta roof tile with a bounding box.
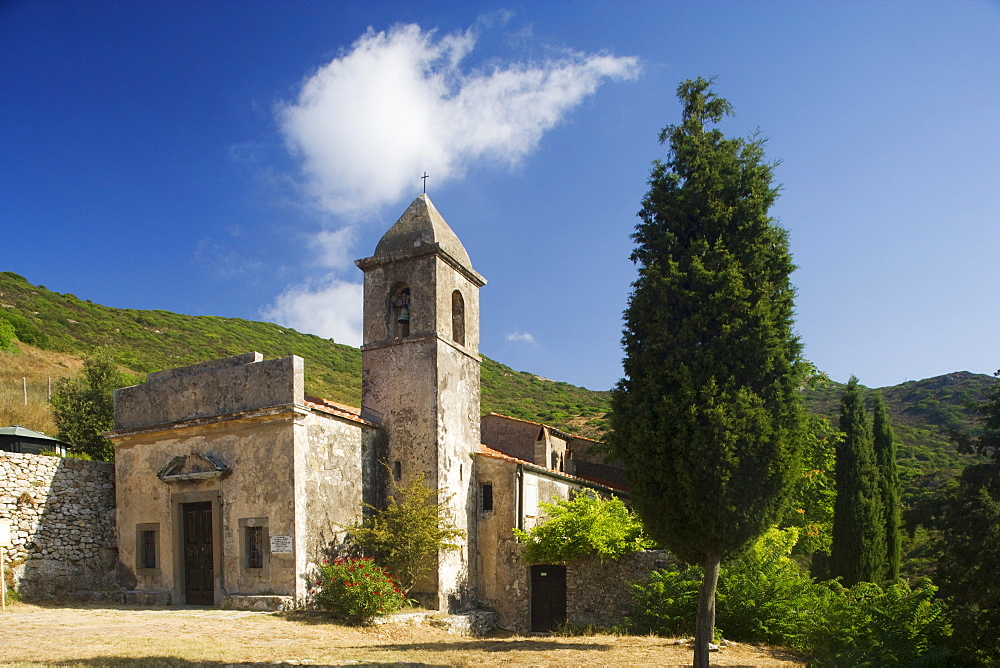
[303,396,377,427]
[477,443,531,465]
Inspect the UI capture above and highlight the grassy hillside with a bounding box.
[804,372,995,507]
[0,271,610,437]
[2,269,992,459]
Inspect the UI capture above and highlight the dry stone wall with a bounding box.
[0,451,119,599]
[567,550,673,628]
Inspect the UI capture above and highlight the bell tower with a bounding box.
[355,194,485,611]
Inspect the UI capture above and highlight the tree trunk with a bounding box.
[694,550,721,668]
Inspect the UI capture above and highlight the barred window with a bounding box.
[480,482,494,513]
[246,526,264,569]
[140,530,156,569]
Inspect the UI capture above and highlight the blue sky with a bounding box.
[2,0,998,391]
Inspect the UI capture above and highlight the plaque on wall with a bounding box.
[270,535,292,554]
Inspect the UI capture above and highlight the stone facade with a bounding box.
[0,451,119,599]
[356,194,486,611]
[566,551,673,628]
[472,434,644,632]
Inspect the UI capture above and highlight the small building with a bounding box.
[109,353,378,608]
[0,425,68,456]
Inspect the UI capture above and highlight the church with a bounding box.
[109,195,648,631]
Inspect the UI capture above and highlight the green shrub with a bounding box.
[347,472,465,594]
[0,320,16,353]
[628,563,702,637]
[513,493,654,563]
[0,311,48,348]
[630,528,822,643]
[313,556,407,624]
[716,528,825,646]
[629,528,952,665]
[803,579,951,666]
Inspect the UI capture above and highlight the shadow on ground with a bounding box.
[43,659,448,668]
[349,639,614,653]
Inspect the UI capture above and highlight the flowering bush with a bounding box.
[313,557,407,624]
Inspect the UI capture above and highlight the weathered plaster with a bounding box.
[111,353,372,607]
[356,195,485,611]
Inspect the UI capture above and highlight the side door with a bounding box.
[530,564,567,632]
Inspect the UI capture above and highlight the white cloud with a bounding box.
[311,226,357,270]
[264,23,637,345]
[261,277,363,347]
[278,22,639,217]
[506,330,536,344]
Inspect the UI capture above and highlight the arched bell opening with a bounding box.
[389,283,411,339]
[451,290,465,346]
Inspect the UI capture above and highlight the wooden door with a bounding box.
[183,502,214,605]
[530,564,566,632]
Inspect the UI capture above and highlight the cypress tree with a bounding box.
[830,377,886,585]
[872,392,901,581]
[610,77,805,668]
[936,372,1000,662]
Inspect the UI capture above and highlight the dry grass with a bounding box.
[0,601,806,666]
[0,343,84,433]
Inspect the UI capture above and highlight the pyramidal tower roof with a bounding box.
[358,194,484,287]
[374,194,472,267]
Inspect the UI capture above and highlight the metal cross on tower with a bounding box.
[421,171,429,194]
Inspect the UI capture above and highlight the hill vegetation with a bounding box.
[1,270,992,468]
[804,372,993,512]
[0,271,611,438]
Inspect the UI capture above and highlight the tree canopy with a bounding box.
[347,471,465,595]
[51,348,137,461]
[610,77,805,666]
[935,371,1000,663]
[513,493,653,564]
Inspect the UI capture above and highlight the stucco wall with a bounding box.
[114,414,299,602]
[0,452,119,600]
[472,455,528,629]
[293,410,377,600]
[475,457,590,630]
[567,436,629,489]
[115,353,303,431]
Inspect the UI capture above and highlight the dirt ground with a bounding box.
[0,602,807,666]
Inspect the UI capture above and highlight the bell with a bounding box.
[397,306,410,323]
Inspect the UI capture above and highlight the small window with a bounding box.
[246,526,264,569]
[136,523,159,571]
[140,530,156,569]
[524,479,538,518]
[451,290,465,345]
[393,460,402,481]
[480,482,494,513]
